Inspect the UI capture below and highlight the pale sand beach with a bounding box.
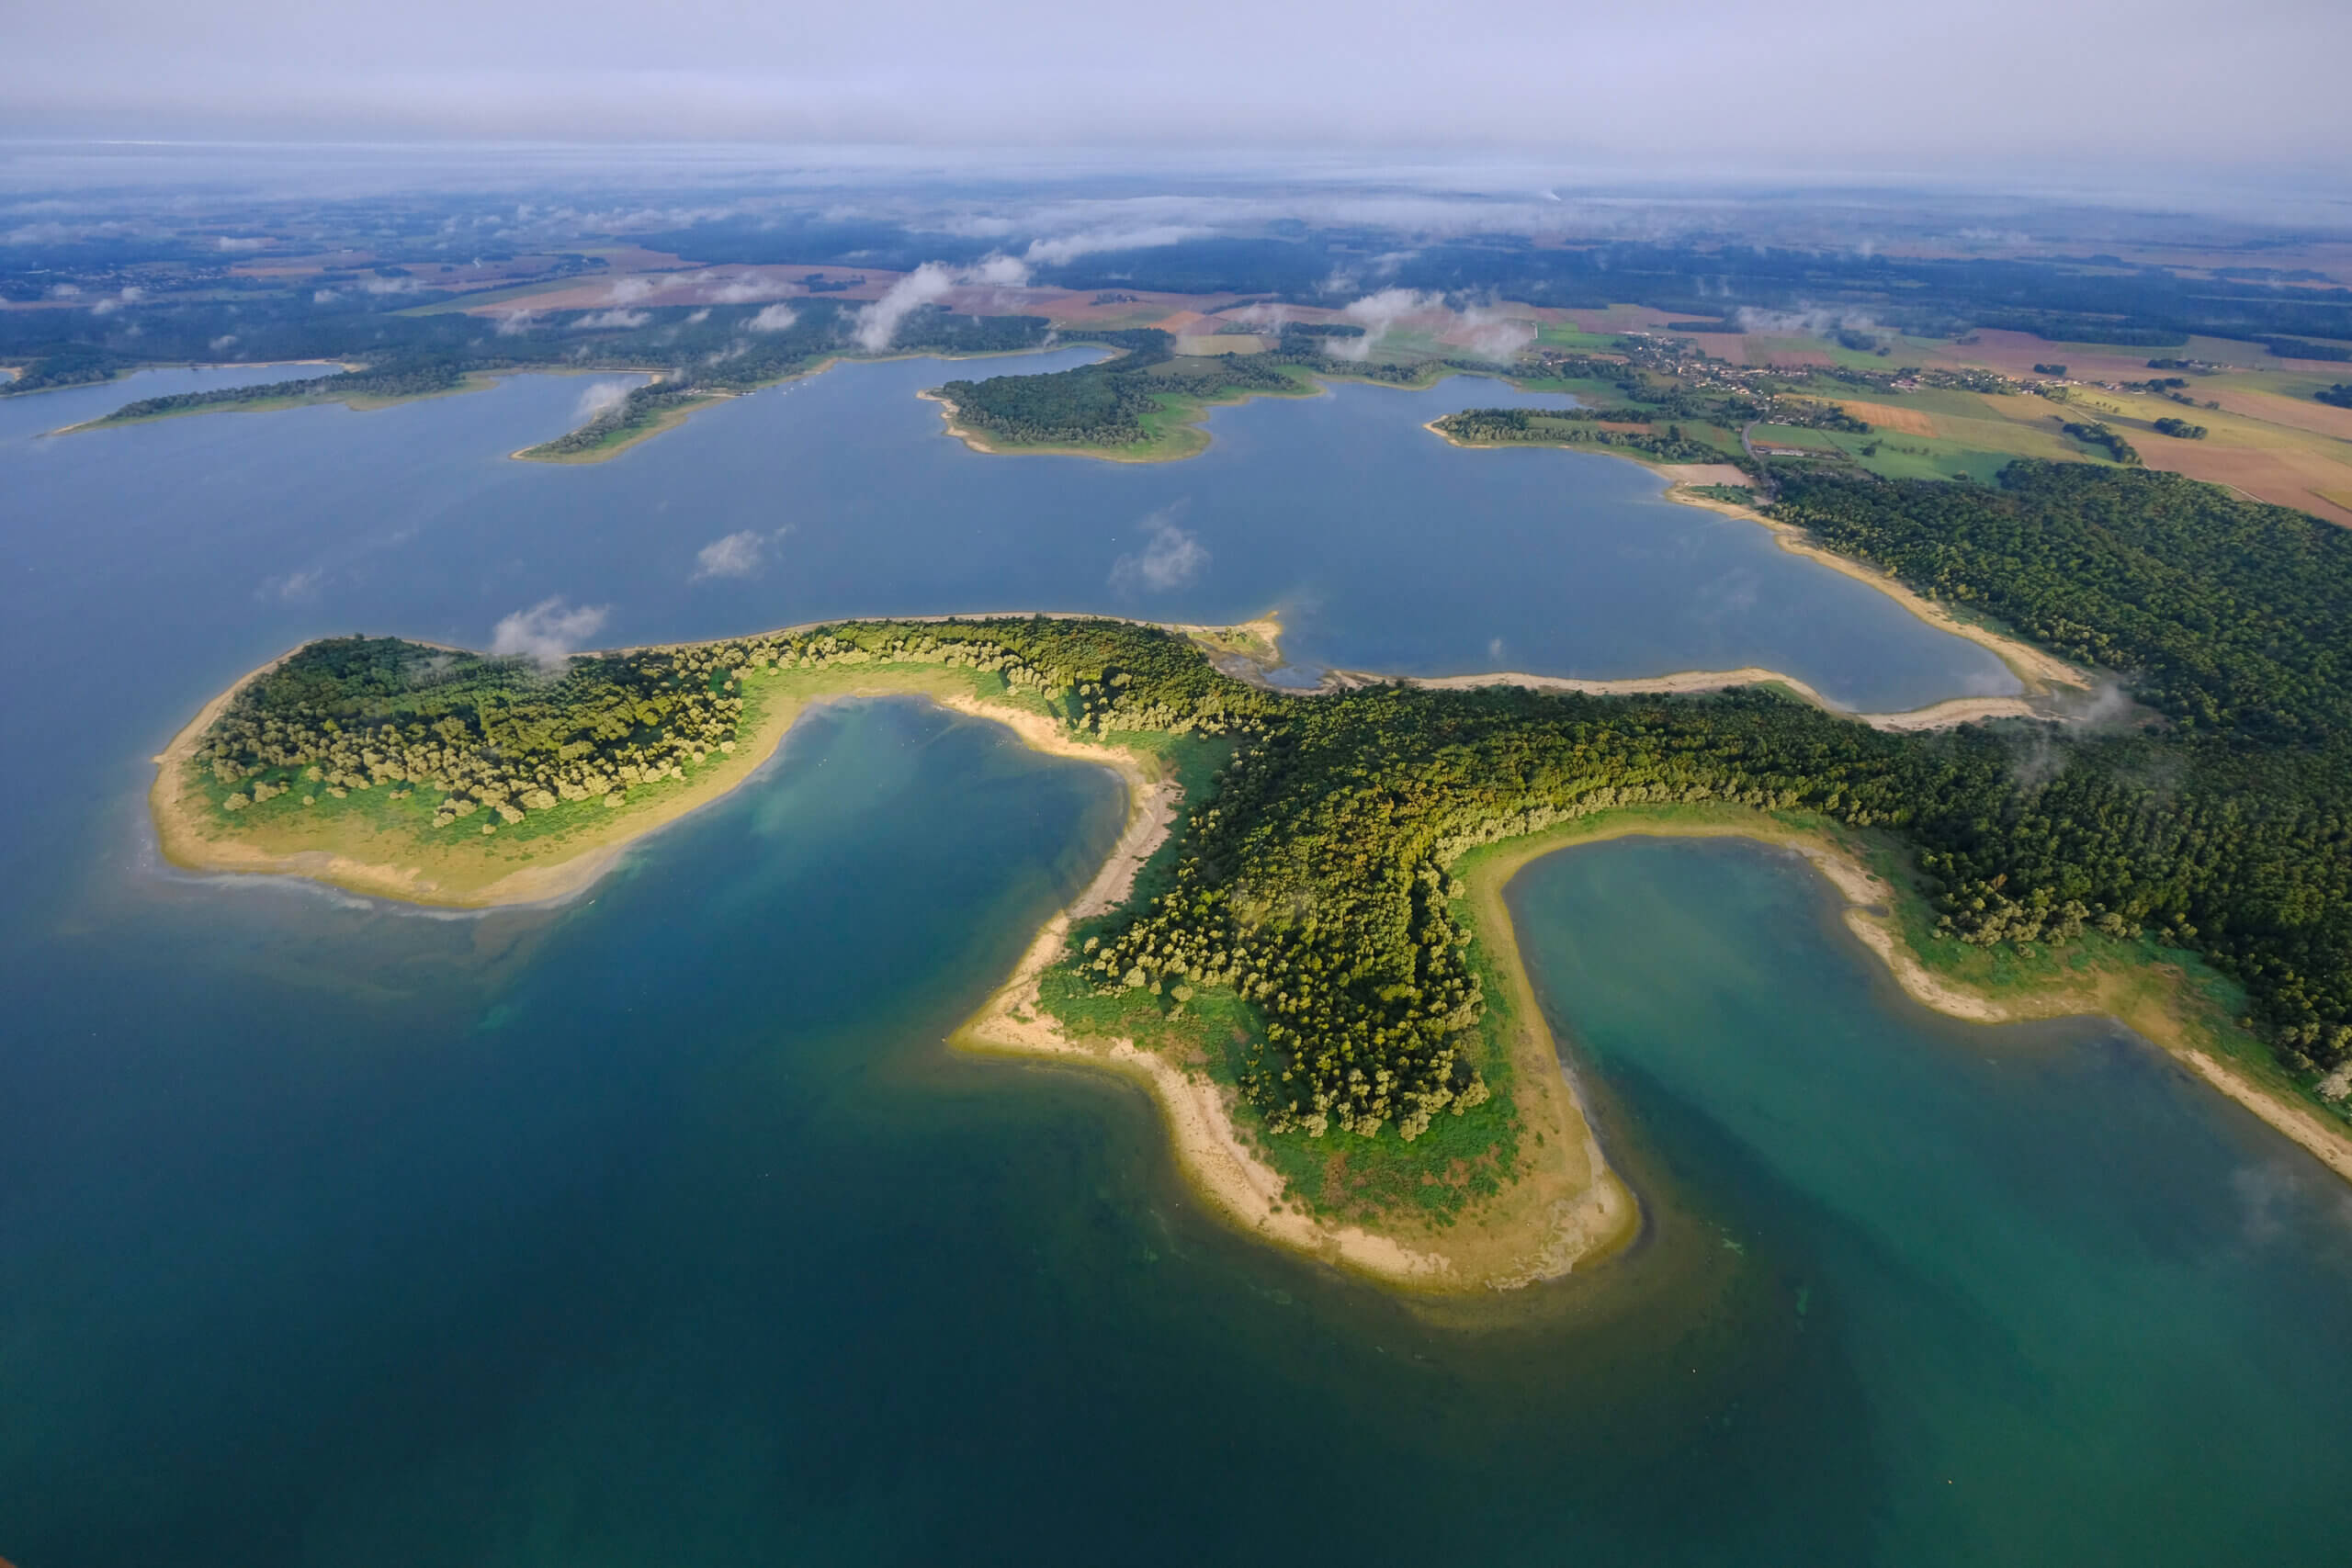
[154,623,2352,1292]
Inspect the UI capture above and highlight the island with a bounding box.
[153,457,2352,1284]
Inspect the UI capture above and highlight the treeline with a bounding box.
[2061,421,2142,464]
[213,457,2352,1141]
[1767,463,2352,1066]
[1080,457,2352,1120]
[100,361,466,422]
[934,329,1295,447]
[2317,384,2352,409]
[1776,464,2352,742]
[934,335,1170,446]
[2262,337,2352,363]
[526,379,705,456]
[18,296,1055,423]
[1433,407,1735,463]
[198,617,1269,833]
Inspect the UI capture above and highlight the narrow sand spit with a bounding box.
[1405,668,2044,731]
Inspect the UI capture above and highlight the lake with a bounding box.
[2,353,2014,715]
[4,363,2346,1565]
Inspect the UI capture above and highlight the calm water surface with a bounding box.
[2,353,2013,712]
[3,369,2346,1564]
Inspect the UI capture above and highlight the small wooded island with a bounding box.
[154,461,2352,1285]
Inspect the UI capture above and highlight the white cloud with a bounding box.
[1731,304,1883,337]
[209,333,238,354]
[359,275,419,295]
[216,235,269,252]
[1456,304,1535,362]
[48,281,80,299]
[691,529,765,580]
[494,309,538,335]
[965,253,1031,287]
[604,275,658,304]
[853,261,957,352]
[1023,225,1207,265]
[491,597,610,670]
[575,308,650,329]
[745,301,798,332]
[1327,288,1438,359]
[89,285,144,316]
[574,379,631,421]
[851,254,1029,352]
[684,307,711,323]
[258,567,323,602]
[1110,508,1208,593]
[312,288,340,304]
[705,273,775,303]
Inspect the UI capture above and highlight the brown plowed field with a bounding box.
[2143,441,2352,527]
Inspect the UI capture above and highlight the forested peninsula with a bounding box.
[928,324,1487,460]
[152,459,2352,1284]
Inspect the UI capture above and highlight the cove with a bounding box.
[1,351,2016,715]
[7,705,2350,1562]
[1507,835,2352,1564]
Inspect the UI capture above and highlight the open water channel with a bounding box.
[1,361,2346,1564]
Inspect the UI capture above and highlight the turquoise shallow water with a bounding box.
[2,368,2349,1563]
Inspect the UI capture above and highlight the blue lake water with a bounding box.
[3,352,2014,715]
[4,364,2348,1564]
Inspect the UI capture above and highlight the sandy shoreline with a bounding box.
[1406,666,2052,730]
[149,656,1151,912]
[1417,416,2088,702]
[154,625,2352,1284]
[1664,485,2089,695]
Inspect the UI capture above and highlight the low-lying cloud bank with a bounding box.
[853,254,1029,352]
[492,597,611,670]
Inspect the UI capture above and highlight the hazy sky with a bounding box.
[5,0,2344,172]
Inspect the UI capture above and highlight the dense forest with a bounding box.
[933,329,1312,447]
[933,322,1529,449]
[1432,407,1734,463]
[2318,384,2352,409]
[97,361,467,422]
[195,621,1204,830]
[207,456,2352,1145]
[1771,463,2352,1070]
[524,379,706,457]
